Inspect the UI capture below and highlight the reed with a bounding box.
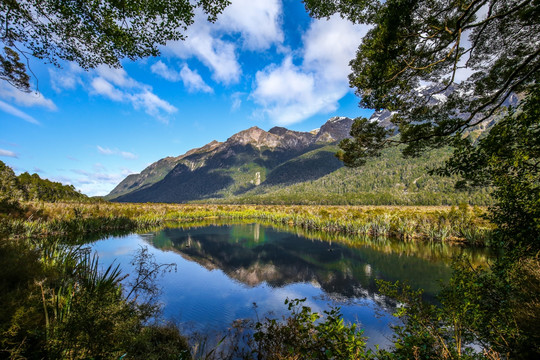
[2,201,494,245]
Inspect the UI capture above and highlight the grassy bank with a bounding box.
[2,201,493,245]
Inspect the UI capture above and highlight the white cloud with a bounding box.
[302,16,368,81]
[0,82,57,110]
[251,15,370,125]
[151,61,182,82]
[61,167,134,196]
[49,63,83,92]
[120,151,137,159]
[97,146,138,159]
[88,66,177,121]
[165,21,241,84]
[0,148,18,158]
[128,90,177,121]
[151,61,213,93]
[219,0,283,51]
[231,92,244,111]
[95,65,139,88]
[0,100,40,124]
[162,0,283,85]
[91,78,124,101]
[179,64,213,93]
[97,145,115,155]
[253,57,314,106]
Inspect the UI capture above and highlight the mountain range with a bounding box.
[106,113,492,205]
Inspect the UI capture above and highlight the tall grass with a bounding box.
[1,201,493,245]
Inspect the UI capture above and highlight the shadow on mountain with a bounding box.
[114,163,234,203]
[263,148,343,186]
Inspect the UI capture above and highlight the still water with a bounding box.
[89,222,490,348]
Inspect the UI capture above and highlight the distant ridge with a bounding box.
[106,113,492,206]
[107,117,353,202]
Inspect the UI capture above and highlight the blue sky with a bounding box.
[0,0,373,196]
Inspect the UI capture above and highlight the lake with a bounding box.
[89,221,490,349]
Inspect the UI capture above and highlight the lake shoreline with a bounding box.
[2,202,493,246]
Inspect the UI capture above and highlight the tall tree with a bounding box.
[0,0,230,91]
[304,0,539,156]
[304,0,539,244]
[302,3,540,357]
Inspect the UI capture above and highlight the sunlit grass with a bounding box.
[1,201,493,245]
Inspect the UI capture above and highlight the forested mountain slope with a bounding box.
[107,117,491,205]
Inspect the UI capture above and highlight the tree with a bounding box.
[302,2,539,357]
[0,0,230,91]
[304,0,539,243]
[304,0,539,155]
[0,160,23,213]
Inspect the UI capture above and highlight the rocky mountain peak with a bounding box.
[227,126,280,148]
[268,126,288,136]
[315,117,353,143]
[182,139,222,158]
[107,115,355,200]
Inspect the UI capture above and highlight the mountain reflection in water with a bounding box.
[91,222,490,348]
[144,222,489,303]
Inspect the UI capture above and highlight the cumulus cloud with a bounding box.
[179,65,213,93]
[165,21,241,84]
[47,63,177,122]
[251,15,370,125]
[89,66,177,121]
[0,148,18,158]
[151,61,182,82]
[97,145,138,159]
[95,65,139,88]
[91,77,124,101]
[253,57,314,106]
[151,61,213,93]
[219,0,283,51]
[128,90,177,122]
[162,0,283,85]
[49,63,83,92]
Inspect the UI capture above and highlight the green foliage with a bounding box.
[18,171,88,202]
[0,46,30,91]
[306,0,539,155]
[220,146,492,206]
[0,236,190,359]
[246,298,370,360]
[0,0,230,91]
[129,323,191,360]
[337,118,392,167]
[0,161,90,205]
[378,255,540,359]
[0,160,24,214]
[442,89,540,251]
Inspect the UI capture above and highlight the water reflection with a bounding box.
[90,221,491,349]
[143,221,490,303]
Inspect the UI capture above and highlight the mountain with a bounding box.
[107,117,354,203]
[107,115,492,205]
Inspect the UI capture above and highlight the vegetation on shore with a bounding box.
[2,201,492,246]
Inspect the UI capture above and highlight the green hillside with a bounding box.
[200,146,493,206]
[108,118,492,206]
